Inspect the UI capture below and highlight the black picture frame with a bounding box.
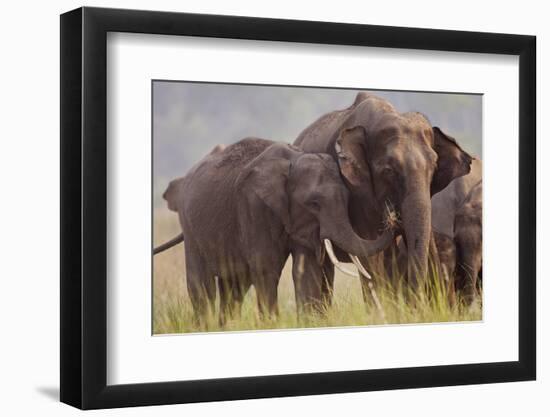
[60,6,536,410]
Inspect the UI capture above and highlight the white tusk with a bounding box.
[350,254,386,321]
[323,239,359,278]
[322,241,386,320]
[350,255,373,280]
[366,279,386,322]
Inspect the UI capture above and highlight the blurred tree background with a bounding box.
[153,82,481,207]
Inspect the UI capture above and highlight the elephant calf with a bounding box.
[431,158,482,303]
[454,181,482,303]
[155,137,394,323]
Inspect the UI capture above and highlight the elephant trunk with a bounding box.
[400,190,431,287]
[320,213,393,260]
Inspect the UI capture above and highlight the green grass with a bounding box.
[153,210,482,334]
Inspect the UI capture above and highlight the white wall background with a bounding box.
[0,0,545,415]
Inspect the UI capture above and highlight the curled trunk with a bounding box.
[320,214,394,261]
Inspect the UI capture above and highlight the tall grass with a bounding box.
[153,210,482,334]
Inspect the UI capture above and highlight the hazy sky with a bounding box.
[153,81,482,206]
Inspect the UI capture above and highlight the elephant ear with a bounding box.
[162,177,184,212]
[236,144,296,233]
[431,127,473,196]
[335,126,373,189]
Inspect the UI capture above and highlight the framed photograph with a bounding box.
[60,6,536,409]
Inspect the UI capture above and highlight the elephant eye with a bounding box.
[382,167,395,177]
[306,198,321,211]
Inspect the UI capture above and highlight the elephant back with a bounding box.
[179,137,275,257]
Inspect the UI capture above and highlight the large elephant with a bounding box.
[294,92,473,291]
[155,137,394,323]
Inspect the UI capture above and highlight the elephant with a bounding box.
[431,158,482,302]
[154,137,394,323]
[431,158,482,240]
[453,180,482,303]
[294,91,473,296]
[382,158,482,304]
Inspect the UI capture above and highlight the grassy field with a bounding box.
[153,210,482,334]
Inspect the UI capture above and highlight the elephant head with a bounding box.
[236,143,394,273]
[287,152,394,269]
[335,102,472,284]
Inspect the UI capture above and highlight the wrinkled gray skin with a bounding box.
[431,158,482,302]
[162,138,393,323]
[295,92,473,293]
[454,180,482,303]
[431,158,482,238]
[433,232,457,284]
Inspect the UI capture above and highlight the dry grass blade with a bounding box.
[383,201,401,231]
[153,209,482,334]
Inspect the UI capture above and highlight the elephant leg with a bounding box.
[218,275,250,326]
[455,223,482,305]
[354,253,386,320]
[433,232,457,306]
[456,251,482,305]
[292,246,324,317]
[383,236,407,288]
[434,233,456,281]
[218,277,232,326]
[248,249,286,320]
[231,275,250,322]
[383,246,397,285]
[321,255,335,307]
[184,241,216,324]
[254,272,279,319]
